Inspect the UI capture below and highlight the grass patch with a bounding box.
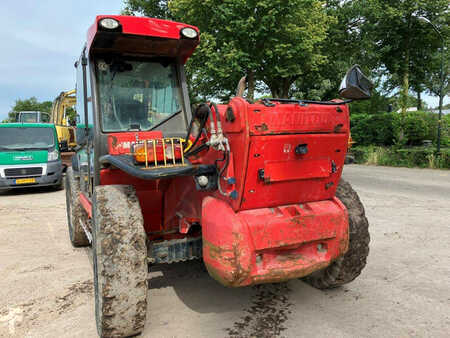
[350,146,450,169]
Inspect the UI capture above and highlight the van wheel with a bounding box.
[65,167,89,247]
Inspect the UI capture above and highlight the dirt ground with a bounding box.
[0,165,449,338]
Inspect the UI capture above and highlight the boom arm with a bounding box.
[51,89,76,125]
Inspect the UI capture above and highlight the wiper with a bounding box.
[0,147,51,151]
[26,147,53,150]
[149,110,182,131]
[0,147,26,151]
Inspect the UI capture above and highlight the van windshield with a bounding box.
[96,58,184,133]
[0,128,54,151]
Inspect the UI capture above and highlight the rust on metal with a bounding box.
[251,261,330,284]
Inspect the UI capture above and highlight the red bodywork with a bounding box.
[97,97,351,285]
[82,15,351,287]
[87,15,199,63]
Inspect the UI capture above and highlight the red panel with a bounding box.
[202,197,348,287]
[241,134,348,210]
[248,102,349,135]
[79,192,92,219]
[163,176,205,232]
[100,168,163,234]
[264,159,330,182]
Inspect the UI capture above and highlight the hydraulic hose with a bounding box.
[215,150,230,197]
[184,104,210,156]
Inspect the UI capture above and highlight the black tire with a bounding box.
[93,185,148,338]
[304,179,370,289]
[53,175,64,191]
[65,167,89,247]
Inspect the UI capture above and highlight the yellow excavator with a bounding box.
[51,89,77,168]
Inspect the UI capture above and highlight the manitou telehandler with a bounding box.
[65,15,372,337]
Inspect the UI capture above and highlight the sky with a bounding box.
[0,1,124,121]
[0,1,448,121]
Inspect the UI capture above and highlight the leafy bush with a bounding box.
[351,111,450,147]
[350,113,396,146]
[401,112,430,145]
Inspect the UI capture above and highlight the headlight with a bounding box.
[180,27,198,39]
[99,18,120,30]
[48,149,59,161]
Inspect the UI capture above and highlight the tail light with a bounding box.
[133,138,186,168]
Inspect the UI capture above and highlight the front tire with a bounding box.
[304,179,370,289]
[65,167,89,247]
[93,185,148,337]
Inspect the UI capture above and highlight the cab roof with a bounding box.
[86,15,200,64]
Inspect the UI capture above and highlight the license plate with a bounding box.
[15,178,36,184]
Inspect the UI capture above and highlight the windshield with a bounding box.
[19,112,38,123]
[96,58,183,132]
[0,128,54,150]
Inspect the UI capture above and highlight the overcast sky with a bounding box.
[0,1,448,121]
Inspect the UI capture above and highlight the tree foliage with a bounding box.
[123,0,171,19]
[125,0,331,100]
[358,0,449,112]
[12,97,52,113]
[2,97,53,122]
[124,0,449,111]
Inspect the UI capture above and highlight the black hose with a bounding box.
[215,150,230,196]
[184,143,209,157]
[184,104,210,153]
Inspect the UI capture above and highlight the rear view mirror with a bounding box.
[339,65,373,100]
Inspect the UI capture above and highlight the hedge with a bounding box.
[351,111,450,147]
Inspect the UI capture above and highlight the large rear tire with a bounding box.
[304,179,370,289]
[93,185,148,338]
[65,167,89,247]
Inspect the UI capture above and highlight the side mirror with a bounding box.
[339,65,373,100]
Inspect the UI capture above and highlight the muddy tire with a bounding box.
[65,167,89,247]
[304,179,370,289]
[93,185,148,338]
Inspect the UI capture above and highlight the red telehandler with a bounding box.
[65,15,372,337]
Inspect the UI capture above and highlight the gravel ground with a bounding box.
[0,164,449,338]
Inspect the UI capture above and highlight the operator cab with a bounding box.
[74,15,200,192]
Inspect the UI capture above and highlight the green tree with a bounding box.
[361,0,449,113]
[125,0,331,100]
[123,0,171,19]
[3,97,53,122]
[291,0,376,101]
